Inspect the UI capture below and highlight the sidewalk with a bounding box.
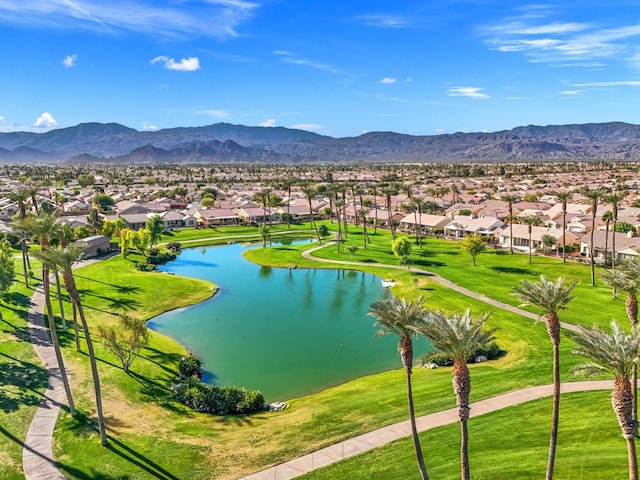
[240,380,612,480]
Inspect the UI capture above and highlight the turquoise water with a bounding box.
[148,241,425,401]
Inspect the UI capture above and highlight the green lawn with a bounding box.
[303,224,627,329]
[2,224,632,479]
[299,391,627,479]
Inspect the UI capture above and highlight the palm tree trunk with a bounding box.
[401,336,428,480]
[561,207,566,262]
[509,207,514,254]
[55,270,66,331]
[70,280,107,446]
[454,361,471,480]
[405,366,428,480]
[590,217,596,286]
[612,377,638,480]
[546,339,561,480]
[21,240,29,287]
[43,267,75,417]
[605,224,610,266]
[72,301,80,353]
[528,227,533,264]
[626,294,639,433]
[613,213,618,268]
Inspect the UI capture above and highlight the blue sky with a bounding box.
[2,1,640,137]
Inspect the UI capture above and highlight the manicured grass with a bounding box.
[304,224,628,329]
[158,223,315,244]
[5,224,625,479]
[0,261,48,480]
[299,390,626,479]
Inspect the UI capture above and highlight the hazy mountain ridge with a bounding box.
[3,121,640,162]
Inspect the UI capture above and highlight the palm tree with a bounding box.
[8,189,32,287]
[555,191,573,263]
[381,184,399,240]
[412,309,496,480]
[15,212,76,417]
[281,176,296,229]
[302,185,320,242]
[571,321,639,480]
[606,191,627,268]
[368,296,430,480]
[36,246,107,446]
[520,214,543,264]
[512,275,577,480]
[582,186,605,286]
[602,211,614,266]
[369,184,381,235]
[501,194,518,254]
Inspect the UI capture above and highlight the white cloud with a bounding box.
[379,77,397,84]
[560,89,585,95]
[273,50,347,76]
[197,109,228,118]
[62,54,77,67]
[290,124,323,132]
[151,56,201,72]
[259,118,276,127]
[0,0,260,39]
[358,14,412,29]
[446,86,490,99]
[572,81,640,87]
[141,123,159,131]
[481,12,640,67]
[33,112,58,128]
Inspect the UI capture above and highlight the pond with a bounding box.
[148,241,427,401]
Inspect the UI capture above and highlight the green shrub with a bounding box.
[178,353,202,380]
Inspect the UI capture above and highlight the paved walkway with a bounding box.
[22,259,101,480]
[301,242,580,333]
[240,380,613,480]
[20,244,587,479]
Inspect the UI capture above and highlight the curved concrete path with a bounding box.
[20,242,588,479]
[22,259,101,480]
[240,380,613,480]
[301,242,580,333]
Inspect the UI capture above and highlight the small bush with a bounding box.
[135,262,157,272]
[172,380,264,415]
[420,341,505,366]
[178,353,202,380]
[166,242,182,252]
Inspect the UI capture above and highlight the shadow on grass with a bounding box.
[489,266,536,276]
[0,315,31,342]
[3,291,32,308]
[106,436,182,480]
[128,370,185,414]
[139,346,181,377]
[0,352,47,412]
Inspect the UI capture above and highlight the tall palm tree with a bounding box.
[602,211,614,266]
[281,176,296,229]
[15,212,76,417]
[555,191,573,263]
[36,246,107,446]
[581,186,605,286]
[520,214,543,264]
[369,184,381,235]
[512,276,577,480]
[605,191,627,268]
[501,194,518,254]
[571,321,639,480]
[381,183,399,240]
[412,309,496,480]
[602,261,640,425]
[368,296,430,480]
[302,185,320,242]
[8,189,32,287]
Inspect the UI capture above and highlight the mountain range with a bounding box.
[2,121,640,163]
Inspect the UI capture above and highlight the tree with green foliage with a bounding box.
[520,214,543,264]
[555,191,573,263]
[259,224,271,247]
[617,222,636,234]
[541,234,557,255]
[200,196,215,208]
[8,189,32,287]
[460,234,486,266]
[605,191,627,268]
[412,309,496,480]
[512,276,577,480]
[119,228,135,257]
[347,244,358,258]
[392,235,413,268]
[93,193,115,213]
[36,245,107,446]
[133,228,152,256]
[87,207,104,234]
[97,314,150,373]
[571,321,639,480]
[146,215,164,247]
[501,194,518,254]
[13,211,76,416]
[368,296,430,480]
[0,239,15,296]
[582,186,605,286]
[317,224,330,245]
[77,174,95,187]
